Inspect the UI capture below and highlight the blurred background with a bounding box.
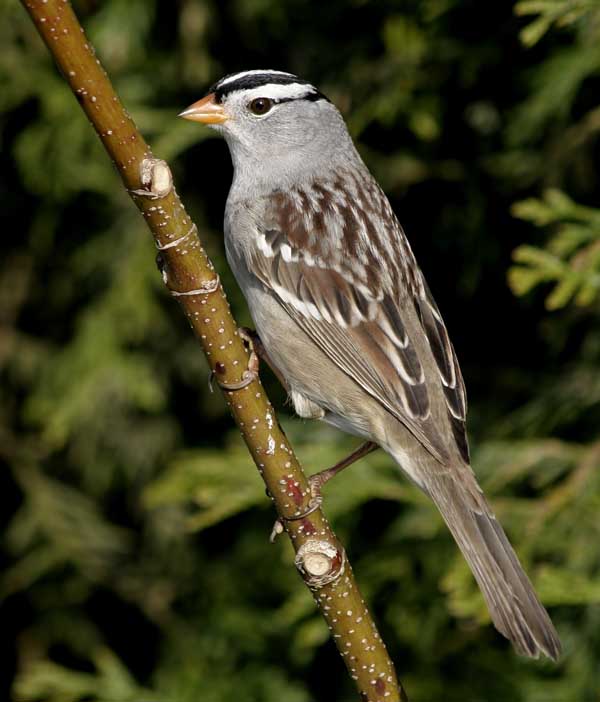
[2,1,600,700]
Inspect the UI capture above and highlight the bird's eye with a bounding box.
[248,97,273,115]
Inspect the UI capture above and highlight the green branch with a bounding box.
[20,1,407,699]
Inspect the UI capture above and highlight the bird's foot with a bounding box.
[293,474,326,518]
[269,441,379,541]
[269,476,322,542]
[217,344,260,391]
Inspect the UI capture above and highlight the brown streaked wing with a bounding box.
[248,179,470,464]
[249,246,451,463]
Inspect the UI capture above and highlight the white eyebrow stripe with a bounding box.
[218,70,296,88]
[235,83,317,102]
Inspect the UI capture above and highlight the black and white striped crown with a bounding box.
[210,69,329,104]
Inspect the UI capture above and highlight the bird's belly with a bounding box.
[238,276,391,442]
[241,278,323,390]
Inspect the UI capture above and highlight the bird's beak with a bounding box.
[179,93,228,124]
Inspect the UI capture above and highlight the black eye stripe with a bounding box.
[272,93,327,104]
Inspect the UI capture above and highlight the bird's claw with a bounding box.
[217,347,260,391]
[217,365,258,391]
[270,476,324,541]
[286,475,325,521]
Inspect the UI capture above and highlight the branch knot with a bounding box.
[130,157,173,199]
[294,539,346,589]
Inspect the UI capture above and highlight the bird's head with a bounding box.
[180,70,355,181]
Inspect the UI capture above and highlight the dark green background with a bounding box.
[2,1,600,700]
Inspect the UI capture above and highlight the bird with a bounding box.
[180,69,561,661]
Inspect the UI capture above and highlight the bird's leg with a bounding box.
[269,442,379,542]
[292,441,379,518]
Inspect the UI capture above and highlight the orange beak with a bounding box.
[179,93,228,124]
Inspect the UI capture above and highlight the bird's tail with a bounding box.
[415,467,561,660]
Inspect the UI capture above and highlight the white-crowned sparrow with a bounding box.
[181,69,561,660]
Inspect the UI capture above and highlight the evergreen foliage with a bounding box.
[2,1,599,700]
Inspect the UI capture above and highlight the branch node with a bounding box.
[295,539,346,589]
[270,519,285,542]
[130,157,173,199]
[169,274,220,296]
[156,223,197,250]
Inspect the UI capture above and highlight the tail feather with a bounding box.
[425,471,561,660]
